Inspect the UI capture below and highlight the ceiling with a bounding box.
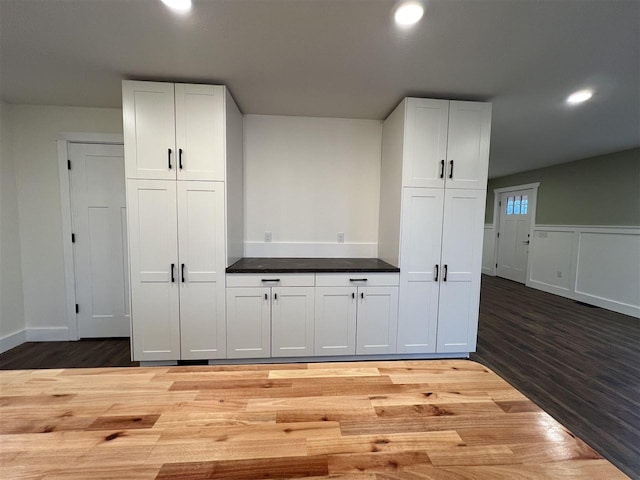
[0,0,638,178]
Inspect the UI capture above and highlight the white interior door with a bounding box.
[497,189,533,283]
[177,181,226,360]
[69,143,129,338]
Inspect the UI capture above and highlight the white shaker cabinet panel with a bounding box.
[271,287,315,357]
[178,181,227,359]
[226,288,271,358]
[396,188,444,353]
[445,101,492,190]
[123,81,176,180]
[175,84,225,181]
[402,98,449,188]
[314,287,357,356]
[437,189,486,352]
[356,287,398,355]
[126,179,180,361]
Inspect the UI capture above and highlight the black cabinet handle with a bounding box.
[170,263,175,283]
[440,159,445,179]
[274,293,278,300]
[449,160,454,179]
[352,292,355,299]
[443,264,448,282]
[349,278,368,282]
[434,264,439,281]
[178,148,183,170]
[261,279,280,282]
[264,293,268,300]
[360,292,364,299]
[181,264,185,282]
[168,148,172,170]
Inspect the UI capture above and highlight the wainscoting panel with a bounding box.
[527,225,639,318]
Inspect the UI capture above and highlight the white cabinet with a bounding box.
[379,97,491,356]
[314,275,399,356]
[226,288,271,359]
[226,277,315,359]
[126,180,227,361]
[397,188,444,353]
[314,287,357,356]
[177,181,227,360]
[437,189,486,352]
[271,287,315,357]
[126,179,180,361]
[401,98,491,191]
[123,81,225,181]
[123,80,243,362]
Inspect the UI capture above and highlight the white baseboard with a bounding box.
[26,327,70,342]
[244,241,378,258]
[0,329,28,354]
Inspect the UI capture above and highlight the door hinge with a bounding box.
[75,304,79,314]
[67,160,71,170]
[71,233,76,243]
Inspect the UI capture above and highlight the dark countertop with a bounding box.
[226,257,400,273]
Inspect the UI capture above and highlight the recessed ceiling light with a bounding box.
[395,1,424,26]
[161,0,192,13]
[566,89,593,105]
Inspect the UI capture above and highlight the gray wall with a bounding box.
[485,147,640,225]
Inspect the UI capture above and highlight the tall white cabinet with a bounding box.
[123,80,243,361]
[378,98,491,355]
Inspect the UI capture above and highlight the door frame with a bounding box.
[57,132,124,340]
[490,182,539,285]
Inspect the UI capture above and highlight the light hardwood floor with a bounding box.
[0,360,629,479]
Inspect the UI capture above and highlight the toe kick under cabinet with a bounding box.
[225,273,400,359]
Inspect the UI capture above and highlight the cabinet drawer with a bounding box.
[226,273,315,288]
[315,273,399,287]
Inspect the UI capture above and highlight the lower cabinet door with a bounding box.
[356,287,399,355]
[271,287,315,357]
[226,288,271,358]
[314,287,357,356]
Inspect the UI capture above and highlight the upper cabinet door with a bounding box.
[177,181,227,360]
[175,84,225,181]
[123,81,176,180]
[445,101,492,190]
[403,98,449,188]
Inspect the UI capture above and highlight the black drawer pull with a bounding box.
[261,279,280,282]
[349,278,368,282]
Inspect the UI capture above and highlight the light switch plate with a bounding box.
[265,231,272,243]
[337,232,345,243]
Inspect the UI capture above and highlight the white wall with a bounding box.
[481,224,495,275]
[244,115,382,257]
[0,103,27,352]
[10,104,123,339]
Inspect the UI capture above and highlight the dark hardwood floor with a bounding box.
[471,275,640,480]
[0,275,638,477]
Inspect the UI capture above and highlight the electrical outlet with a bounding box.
[337,232,345,243]
[557,271,562,278]
[264,231,272,243]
